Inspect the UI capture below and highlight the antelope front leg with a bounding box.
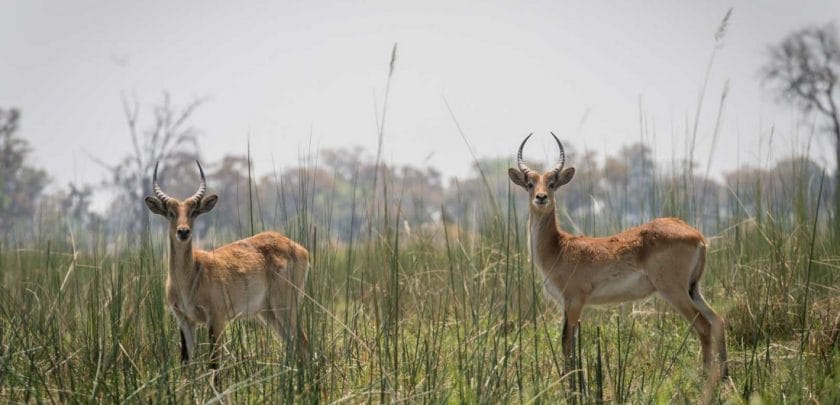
[208,324,222,370]
[561,300,584,362]
[172,309,195,364]
[208,316,225,386]
[180,330,190,363]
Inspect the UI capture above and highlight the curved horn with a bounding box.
[549,132,566,177]
[188,160,207,204]
[517,133,534,175]
[152,161,173,204]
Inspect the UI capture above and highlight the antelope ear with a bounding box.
[508,168,528,188]
[195,194,218,215]
[145,196,167,216]
[554,167,575,187]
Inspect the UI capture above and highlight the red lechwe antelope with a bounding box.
[145,161,310,376]
[508,133,727,377]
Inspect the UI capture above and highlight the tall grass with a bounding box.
[1,140,838,403]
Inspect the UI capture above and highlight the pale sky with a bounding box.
[2,0,839,204]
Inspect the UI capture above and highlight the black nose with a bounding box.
[177,228,191,240]
[535,193,548,203]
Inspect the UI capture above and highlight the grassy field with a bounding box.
[1,164,839,404]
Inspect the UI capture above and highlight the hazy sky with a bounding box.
[2,0,839,201]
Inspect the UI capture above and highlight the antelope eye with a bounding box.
[526,182,534,189]
[167,211,176,219]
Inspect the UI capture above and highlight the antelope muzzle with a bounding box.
[176,227,191,241]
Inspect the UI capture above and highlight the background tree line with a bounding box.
[1,101,833,250]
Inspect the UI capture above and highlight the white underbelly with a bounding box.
[588,271,655,305]
[229,283,268,318]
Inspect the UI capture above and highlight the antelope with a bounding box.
[508,133,727,377]
[144,161,310,377]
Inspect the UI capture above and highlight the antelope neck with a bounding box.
[169,237,197,287]
[529,207,568,260]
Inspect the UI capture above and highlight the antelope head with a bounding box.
[508,133,575,215]
[145,161,218,243]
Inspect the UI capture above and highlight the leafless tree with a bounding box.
[762,23,840,220]
[93,93,204,239]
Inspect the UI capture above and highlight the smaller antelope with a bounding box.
[145,161,310,376]
[509,133,727,376]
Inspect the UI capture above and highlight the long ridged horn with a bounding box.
[152,161,173,204]
[517,133,534,175]
[188,160,207,204]
[549,132,566,177]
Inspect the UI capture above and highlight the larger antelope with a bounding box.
[145,161,310,377]
[508,133,727,376]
